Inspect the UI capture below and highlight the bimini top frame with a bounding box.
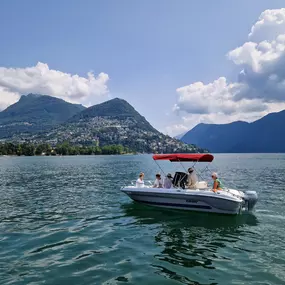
[152,153,215,185]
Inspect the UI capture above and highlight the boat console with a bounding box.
[172,172,188,189]
[172,171,208,190]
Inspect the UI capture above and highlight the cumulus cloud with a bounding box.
[0,87,20,111]
[166,101,285,136]
[172,8,285,135]
[249,8,285,42]
[228,34,285,102]
[0,62,109,110]
[165,124,189,137]
[175,77,268,115]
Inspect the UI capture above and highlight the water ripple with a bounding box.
[0,155,285,285]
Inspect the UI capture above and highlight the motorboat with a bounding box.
[121,153,258,215]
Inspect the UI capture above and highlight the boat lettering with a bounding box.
[186,199,198,203]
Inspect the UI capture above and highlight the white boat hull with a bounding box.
[121,187,248,215]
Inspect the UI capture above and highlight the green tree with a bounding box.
[16,144,22,156]
[21,143,35,156]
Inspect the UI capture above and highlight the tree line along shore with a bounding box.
[0,142,133,156]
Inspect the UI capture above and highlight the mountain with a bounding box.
[174,131,187,140]
[0,95,207,153]
[68,98,157,132]
[180,110,285,153]
[32,97,207,153]
[0,94,85,138]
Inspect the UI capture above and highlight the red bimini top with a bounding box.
[152,153,214,162]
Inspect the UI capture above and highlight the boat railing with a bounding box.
[126,181,242,197]
[129,180,153,186]
[221,187,244,199]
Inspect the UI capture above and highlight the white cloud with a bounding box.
[172,8,285,136]
[0,62,109,110]
[167,101,285,136]
[228,34,285,102]
[0,87,20,111]
[175,77,267,115]
[248,8,285,42]
[165,124,189,137]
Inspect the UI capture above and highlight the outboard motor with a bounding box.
[244,191,258,211]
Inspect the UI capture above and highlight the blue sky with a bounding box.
[1,0,285,135]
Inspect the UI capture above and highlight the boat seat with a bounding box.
[196,181,208,189]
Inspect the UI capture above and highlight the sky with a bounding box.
[0,0,285,136]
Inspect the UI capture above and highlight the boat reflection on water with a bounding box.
[122,203,259,285]
[122,202,258,228]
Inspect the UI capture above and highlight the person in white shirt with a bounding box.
[136,172,145,188]
[187,168,198,189]
[153,173,163,188]
[163,173,173,189]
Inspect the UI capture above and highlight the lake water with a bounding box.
[0,154,284,285]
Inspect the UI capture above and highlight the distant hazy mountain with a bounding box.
[0,94,85,138]
[181,110,285,153]
[175,131,187,140]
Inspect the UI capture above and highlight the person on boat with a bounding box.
[136,172,145,188]
[211,172,223,192]
[153,173,163,188]
[163,173,173,189]
[187,168,198,189]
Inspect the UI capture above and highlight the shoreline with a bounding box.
[0,153,140,157]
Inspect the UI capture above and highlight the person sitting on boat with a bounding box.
[163,173,173,189]
[136,172,145,188]
[153,173,163,188]
[187,168,198,189]
[211,172,223,192]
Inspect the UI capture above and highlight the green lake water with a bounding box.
[0,154,284,285]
